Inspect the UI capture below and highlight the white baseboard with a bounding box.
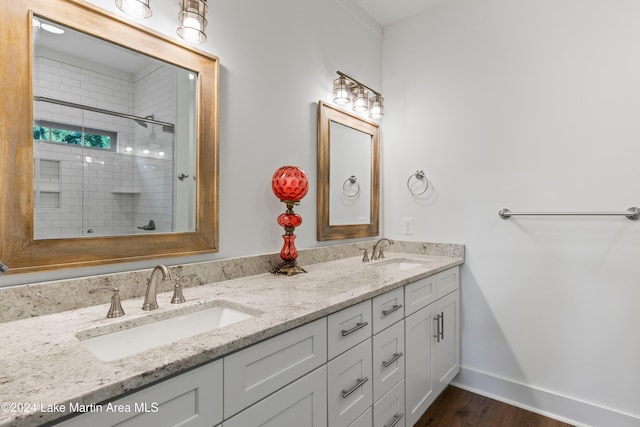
[451,367,640,427]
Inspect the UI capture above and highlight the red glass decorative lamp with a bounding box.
[271,165,309,275]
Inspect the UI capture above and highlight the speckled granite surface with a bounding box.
[0,241,463,427]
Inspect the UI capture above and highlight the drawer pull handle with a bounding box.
[385,413,404,427]
[382,352,404,368]
[341,321,368,336]
[382,304,403,316]
[341,377,369,398]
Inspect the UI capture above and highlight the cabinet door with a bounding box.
[56,359,223,427]
[328,338,373,427]
[328,300,372,360]
[435,266,459,299]
[434,289,460,396]
[404,275,436,316]
[372,320,405,402]
[372,287,404,335]
[348,407,372,427]
[404,302,437,427]
[223,366,327,427]
[374,379,405,427]
[224,317,327,417]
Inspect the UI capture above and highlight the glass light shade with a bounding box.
[115,0,152,18]
[333,77,351,105]
[177,0,208,44]
[271,166,309,202]
[369,94,384,118]
[352,87,369,112]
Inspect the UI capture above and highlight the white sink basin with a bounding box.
[371,258,431,271]
[79,304,254,361]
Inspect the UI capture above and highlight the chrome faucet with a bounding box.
[142,265,172,311]
[372,238,393,260]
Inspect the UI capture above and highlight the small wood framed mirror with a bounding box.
[317,101,380,241]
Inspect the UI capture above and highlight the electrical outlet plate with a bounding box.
[403,218,414,235]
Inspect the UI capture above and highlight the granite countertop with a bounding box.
[0,252,463,427]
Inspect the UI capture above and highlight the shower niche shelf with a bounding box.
[34,158,61,209]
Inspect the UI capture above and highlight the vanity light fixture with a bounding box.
[115,0,152,19]
[332,71,384,119]
[352,86,369,113]
[177,0,209,44]
[332,76,351,105]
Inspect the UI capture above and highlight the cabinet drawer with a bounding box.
[223,366,327,427]
[328,300,372,359]
[57,359,223,427]
[224,317,327,417]
[372,320,405,403]
[372,287,404,335]
[404,275,436,316]
[374,379,405,427]
[328,338,373,427]
[348,406,372,427]
[436,266,459,298]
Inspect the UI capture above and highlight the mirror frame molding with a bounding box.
[0,0,219,274]
[317,101,380,241]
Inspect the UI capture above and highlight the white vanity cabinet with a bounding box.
[405,267,460,426]
[54,264,460,427]
[55,359,223,427]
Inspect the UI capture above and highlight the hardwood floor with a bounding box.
[414,386,575,427]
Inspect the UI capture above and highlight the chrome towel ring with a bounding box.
[407,170,429,195]
[343,175,361,198]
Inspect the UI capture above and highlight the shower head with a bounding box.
[134,114,155,128]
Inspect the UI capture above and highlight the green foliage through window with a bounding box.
[33,121,115,151]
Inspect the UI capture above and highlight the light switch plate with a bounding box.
[403,218,414,235]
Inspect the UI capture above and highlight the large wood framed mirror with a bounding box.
[0,0,219,274]
[317,101,380,240]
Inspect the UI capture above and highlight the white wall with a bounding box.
[0,0,381,286]
[382,0,640,425]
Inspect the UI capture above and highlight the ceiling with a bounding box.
[33,1,449,76]
[353,0,447,27]
[33,16,158,77]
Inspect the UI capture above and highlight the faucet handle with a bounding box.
[170,273,196,304]
[171,283,186,304]
[360,248,370,262]
[89,287,125,318]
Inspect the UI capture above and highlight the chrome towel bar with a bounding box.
[499,207,640,221]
